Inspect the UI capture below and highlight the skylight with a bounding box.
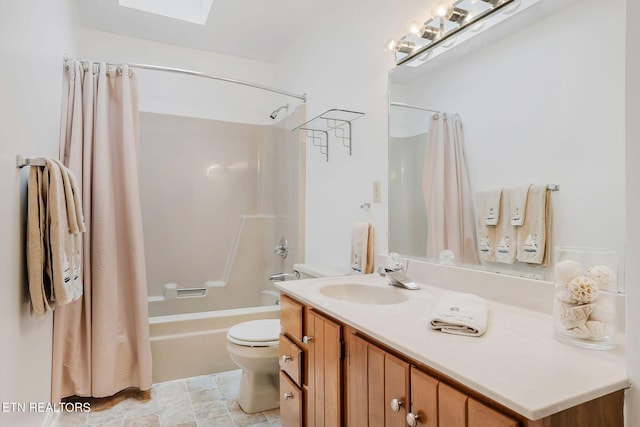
[119,0,214,25]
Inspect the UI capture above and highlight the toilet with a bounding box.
[293,263,352,279]
[226,264,351,413]
[226,319,281,413]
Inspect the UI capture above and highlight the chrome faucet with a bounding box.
[377,266,420,290]
[268,271,301,281]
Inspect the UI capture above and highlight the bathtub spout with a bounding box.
[268,271,300,281]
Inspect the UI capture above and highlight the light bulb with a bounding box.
[431,1,451,19]
[383,36,400,53]
[406,19,425,37]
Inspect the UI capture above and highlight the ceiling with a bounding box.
[75,0,335,63]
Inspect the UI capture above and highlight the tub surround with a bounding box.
[275,271,628,421]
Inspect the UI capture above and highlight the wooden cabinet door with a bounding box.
[409,367,439,427]
[305,309,342,427]
[347,333,369,426]
[468,398,519,427]
[384,353,410,427]
[438,382,468,427]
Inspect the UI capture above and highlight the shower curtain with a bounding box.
[422,114,479,265]
[51,60,152,401]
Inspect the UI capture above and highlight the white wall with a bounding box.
[76,28,299,125]
[274,0,431,268]
[0,1,79,425]
[625,0,640,424]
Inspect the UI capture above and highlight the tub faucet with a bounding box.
[377,266,420,290]
[269,271,300,281]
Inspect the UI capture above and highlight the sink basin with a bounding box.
[319,283,410,305]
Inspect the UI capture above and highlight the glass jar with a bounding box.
[552,247,618,350]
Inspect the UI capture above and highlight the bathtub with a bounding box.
[149,304,280,383]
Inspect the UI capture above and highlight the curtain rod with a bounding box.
[390,101,447,115]
[63,54,307,102]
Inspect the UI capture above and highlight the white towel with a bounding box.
[429,291,488,337]
[510,184,531,226]
[516,184,551,265]
[495,188,517,264]
[475,193,496,262]
[477,188,502,225]
[351,222,374,274]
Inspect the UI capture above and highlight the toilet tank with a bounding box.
[293,263,352,279]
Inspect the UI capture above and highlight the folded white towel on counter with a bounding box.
[351,222,374,274]
[429,291,489,337]
[477,188,502,225]
[516,184,551,265]
[510,184,531,226]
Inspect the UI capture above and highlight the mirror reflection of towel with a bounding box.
[351,222,374,274]
[516,185,551,265]
[495,188,517,264]
[475,193,496,262]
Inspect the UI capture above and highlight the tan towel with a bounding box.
[475,193,496,262]
[510,184,531,226]
[27,167,51,315]
[26,159,85,314]
[516,185,551,265]
[495,188,517,264]
[351,222,374,274]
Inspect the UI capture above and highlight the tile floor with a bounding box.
[56,369,281,427]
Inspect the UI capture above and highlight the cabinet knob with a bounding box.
[284,392,294,400]
[303,335,313,344]
[390,398,404,412]
[406,412,420,427]
[281,354,293,363]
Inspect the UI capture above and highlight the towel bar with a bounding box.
[16,155,46,168]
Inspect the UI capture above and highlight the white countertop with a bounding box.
[275,274,629,421]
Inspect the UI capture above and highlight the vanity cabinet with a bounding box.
[279,294,343,427]
[281,294,624,427]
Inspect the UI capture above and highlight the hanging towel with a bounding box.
[516,185,551,265]
[475,193,496,262]
[510,184,531,226]
[476,188,502,225]
[429,291,489,337]
[351,222,374,274]
[495,188,517,264]
[26,159,85,314]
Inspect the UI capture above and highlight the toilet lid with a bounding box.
[227,319,280,347]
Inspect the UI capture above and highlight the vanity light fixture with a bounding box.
[385,0,516,65]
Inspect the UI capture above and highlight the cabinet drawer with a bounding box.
[280,334,303,387]
[280,370,303,427]
[280,294,303,341]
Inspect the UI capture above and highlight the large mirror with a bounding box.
[388,0,626,286]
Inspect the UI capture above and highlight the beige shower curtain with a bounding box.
[51,60,152,401]
[422,114,479,265]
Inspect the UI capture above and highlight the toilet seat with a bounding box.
[227,319,280,347]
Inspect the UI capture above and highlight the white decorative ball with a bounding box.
[554,260,584,286]
[567,276,599,304]
[586,265,617,292]
[590,299,616,323]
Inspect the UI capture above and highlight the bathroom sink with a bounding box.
[319,284,410,305]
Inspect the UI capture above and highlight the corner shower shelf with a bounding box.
[292,109,365,161]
